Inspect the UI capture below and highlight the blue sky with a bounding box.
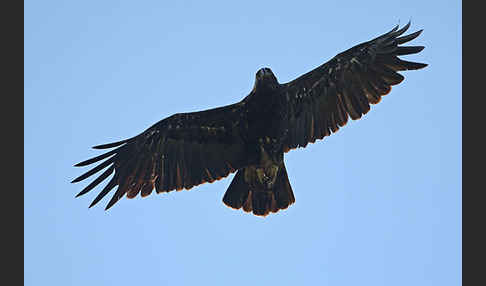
[25,1,461,285]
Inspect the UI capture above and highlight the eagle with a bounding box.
[72,22,427,217]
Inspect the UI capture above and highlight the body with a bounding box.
[222,68,295,216]
[242,67,288,180]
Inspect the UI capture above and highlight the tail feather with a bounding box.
[273,163,295,209]
[222,163,295,217]
[222,170,249,210]
[251,191,278,216]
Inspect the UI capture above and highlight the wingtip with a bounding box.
[390,23,399,33]
[404,61,428,70]
[398,19,412,28]
[396,29,424,45]
[92,138,131,149]
[415,62,428,69]
[92,144,107,150]
[75,187,90,197]
[404,20,411,29]
[89,198,100,208]
[104,196,119,211]
[393,21,411,37]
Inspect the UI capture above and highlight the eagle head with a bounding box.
[254,67,279,90]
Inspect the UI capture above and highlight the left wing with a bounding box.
[280,22,427,152]
[72,102,249,210]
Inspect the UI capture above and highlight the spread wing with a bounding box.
[280,22,427,151]
[72,102,249,210]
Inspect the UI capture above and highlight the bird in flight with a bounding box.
[73,22,427,217]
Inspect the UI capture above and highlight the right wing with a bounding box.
[279,22,427,151]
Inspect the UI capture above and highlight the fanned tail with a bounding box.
[222,163,295,217]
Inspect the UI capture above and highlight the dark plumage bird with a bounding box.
[73,22,427,216]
